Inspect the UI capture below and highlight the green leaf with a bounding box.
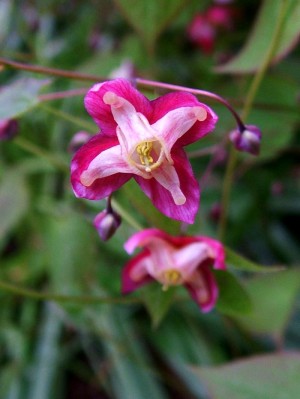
[225,247,284,273]
[119,180,181,234]
[214,270,252,316]
[234,269,300,336]
[113,0,188,52]
[27,304,64,399]
[141,284,176,328]
[0,169,29,241]
[42,208,96,294]
[216,0,300,74]
[249,75,299,159]
[92,307,168,399]
[193,352,300,399]
[0,78,49,119]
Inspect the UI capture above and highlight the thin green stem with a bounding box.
[0,279,139,305]
[111,198,144,231]
[14,136,68,172]
[39,103,97,133]
[218,0,290,241]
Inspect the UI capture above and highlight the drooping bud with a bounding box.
[229,125,262,155]
[68,131,91,153]
[93,209,121,241]
[0,119,19,141]
[109,59,136,80]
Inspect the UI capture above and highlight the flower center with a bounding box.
[136,141,154,172]
[161,269,182,291]
[130,140,165,173]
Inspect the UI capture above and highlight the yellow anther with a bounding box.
[136,142,154,171]
[161,269,182,291]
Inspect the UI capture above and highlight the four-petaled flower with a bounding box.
[122,229,226,312]
[71,79,218,224]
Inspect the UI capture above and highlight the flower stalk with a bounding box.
[217,0,291,241]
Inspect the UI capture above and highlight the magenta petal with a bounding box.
[151,91,218,146]
[196,237,226,270]
[71,134,131,200]
[124,228,170,254]
[122,250,154,294]
[84,79,152,136]
[185,266,218,312]
[135,149,199,223]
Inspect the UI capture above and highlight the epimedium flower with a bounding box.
[71,79,218,224]
[122,228,226,312]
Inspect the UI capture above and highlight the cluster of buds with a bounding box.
[187,2,237,53]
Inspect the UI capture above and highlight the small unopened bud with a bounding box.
[94,210,121,241]
[68,131,91,153]
[0,119,19,141]
[229,125,262,155]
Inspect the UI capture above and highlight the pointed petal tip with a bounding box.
[193,106,207,121]
[103,91,121,106]
[79,171,93,186]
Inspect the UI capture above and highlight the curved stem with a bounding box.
[0,279,140,305]
[217,0,290,241]
[0,57,103,82]
[1,57,245,130]
[135,78,245,131]
[111,198,144,231]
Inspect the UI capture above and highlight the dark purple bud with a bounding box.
[229,125,262,155]
[209,202,222,223]
[94,210,121,241]
[68,131,91,153]
[0,119,19,141]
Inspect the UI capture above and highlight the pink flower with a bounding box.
[122,229,226,312]
[71,79,217,224]
[187,14,216,54]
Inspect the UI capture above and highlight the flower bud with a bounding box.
[93,209,121,241]
[68,131,91,153]
[229,125,262,155]
[0,119,19,141]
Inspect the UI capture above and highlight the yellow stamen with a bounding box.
[136,142,154,172]
[161,269,182,291]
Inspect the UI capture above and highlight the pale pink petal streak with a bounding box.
[173,242,211,279]
[124,228,170,254]
[71,135,131,200]
[79,144,134,187]
[150,91,218,146]
[84,79,152,136]
[185,266,218,312]
[135,149,200,224]
[151,106,208,153]
[122,250,154,294]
